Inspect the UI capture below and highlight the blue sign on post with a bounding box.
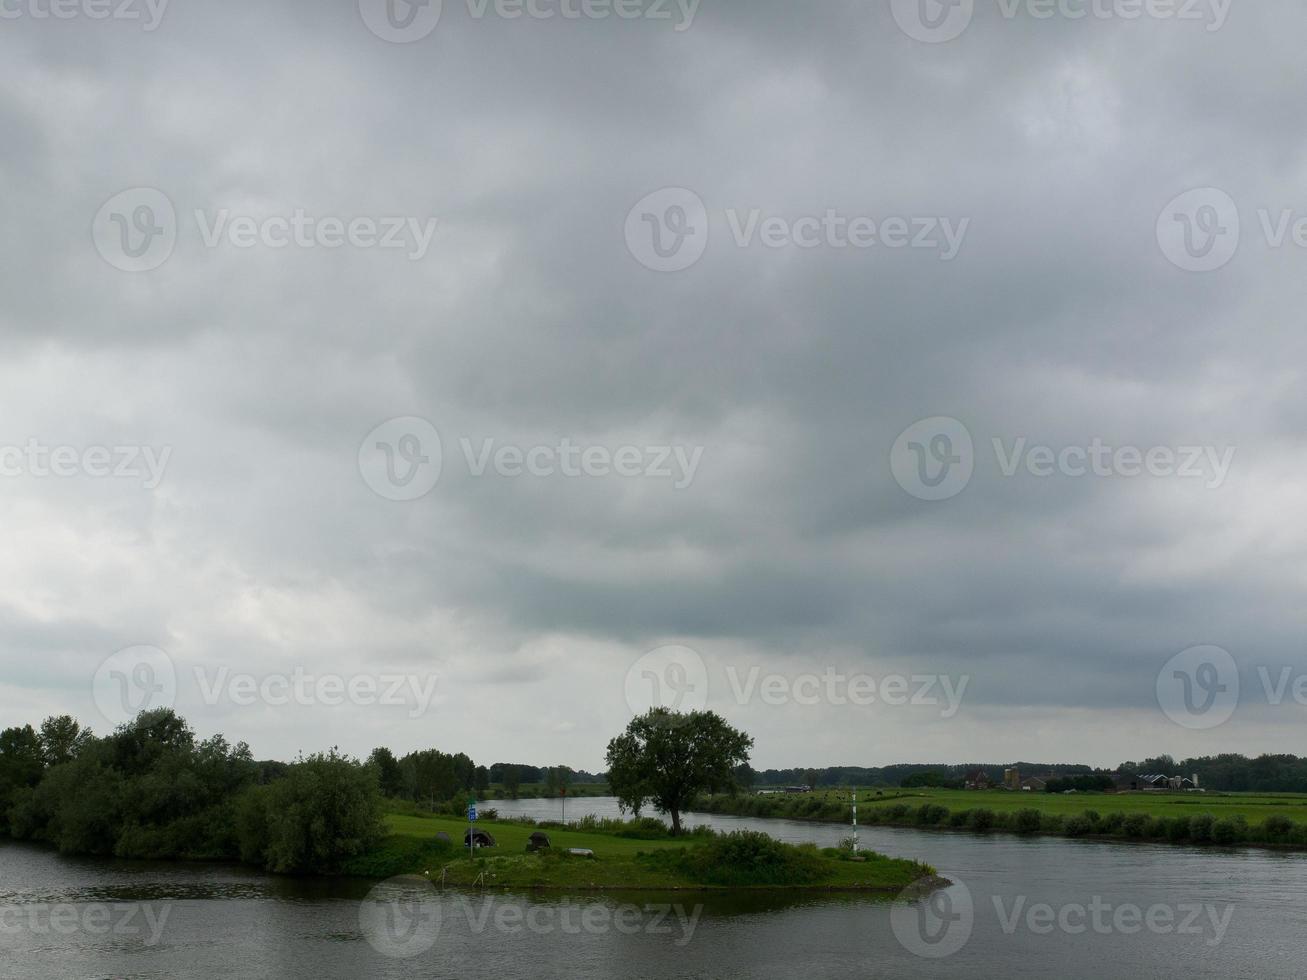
[467,804,477,822]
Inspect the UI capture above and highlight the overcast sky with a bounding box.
[2,0,1304,771]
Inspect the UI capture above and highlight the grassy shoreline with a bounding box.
[346,811,939,892]
[694,787,1307,851]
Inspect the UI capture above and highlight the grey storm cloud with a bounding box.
[1,0,1305,768]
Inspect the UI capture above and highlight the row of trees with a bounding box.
[365,749,584,804]
[367,746,487,803]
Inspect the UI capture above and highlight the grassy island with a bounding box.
[342,811,939,892]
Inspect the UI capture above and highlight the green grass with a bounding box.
[842,787,1307,825]
[360,812,935,892]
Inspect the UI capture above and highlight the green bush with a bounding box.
[1064,815,1093,837]
[340,835,454,878]
[1262,816,1295,843]
[1100,812,1126,835]
[646,830,827,886]
[257,750,386,874]
[916,804,949,826]
[1122,814,1150,838]
[1014,809,1042,834]
[1212,817,1246,846]
[1166,817,1192,842]
[1189,813,1215,843]
[969,808,995,832]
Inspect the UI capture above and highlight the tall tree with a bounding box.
[368,747,405,799]
[38,715,90,767]
[605,709,753,835]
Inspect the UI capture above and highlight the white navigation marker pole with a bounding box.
[852,787,859,853]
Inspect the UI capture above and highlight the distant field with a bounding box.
[816,787,1307,827]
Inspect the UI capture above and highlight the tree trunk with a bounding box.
[670,808,682,836]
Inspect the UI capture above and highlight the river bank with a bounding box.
[692,788,1307,851]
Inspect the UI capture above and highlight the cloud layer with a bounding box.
[2,1,1304,769]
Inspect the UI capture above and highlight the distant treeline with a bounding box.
[488,763,603,785]
[747,754,1307,794]
[746,764,1095,789]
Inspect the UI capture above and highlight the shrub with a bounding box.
[948,810,970,828]
[1166,817,1192,842]
[1083,810,1101,826]
[917,804,949,826]
[258,750,385,874]
[1100,812,1126,835]
[1040,813,1064,834]
[1122,814,1150,839]
[1189,814,1215,843]
[1262,816,1295,843]
[1064,815,1093,837]
[1212,817,1246,846]
[969,808,995,832]
[1014,809,1042,834]
[653,830,827,887]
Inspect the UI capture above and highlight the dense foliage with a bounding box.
[1,710,383,873]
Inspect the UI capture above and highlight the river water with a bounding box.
[2,797,1304,978]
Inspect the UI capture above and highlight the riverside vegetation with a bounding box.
[695,787,1307,849]
[0,708,937,891]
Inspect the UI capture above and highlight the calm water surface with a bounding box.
[3,797,1305,978]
